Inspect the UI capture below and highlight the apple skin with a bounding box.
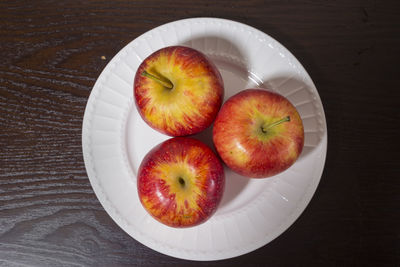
[213,89,304,178]
[137,137,225,228]
[134,46,224,137]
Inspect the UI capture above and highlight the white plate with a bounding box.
[82,18,327,261]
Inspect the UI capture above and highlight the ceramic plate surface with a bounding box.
[82,17,327,261]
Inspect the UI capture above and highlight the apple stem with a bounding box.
[262,116,290,133]
[141,71,173,89]
[178,177,185,188]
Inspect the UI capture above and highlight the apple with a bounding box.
[137,137,225,228]
[213,89,304,178]
[134,46,224,136]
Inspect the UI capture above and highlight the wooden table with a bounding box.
[1,1,398,266]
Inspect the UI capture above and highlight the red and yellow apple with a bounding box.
[134,46,224,136]
[137,137,225,228]
[213,89,304,178]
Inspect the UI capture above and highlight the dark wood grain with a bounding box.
[1,0,399,266]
